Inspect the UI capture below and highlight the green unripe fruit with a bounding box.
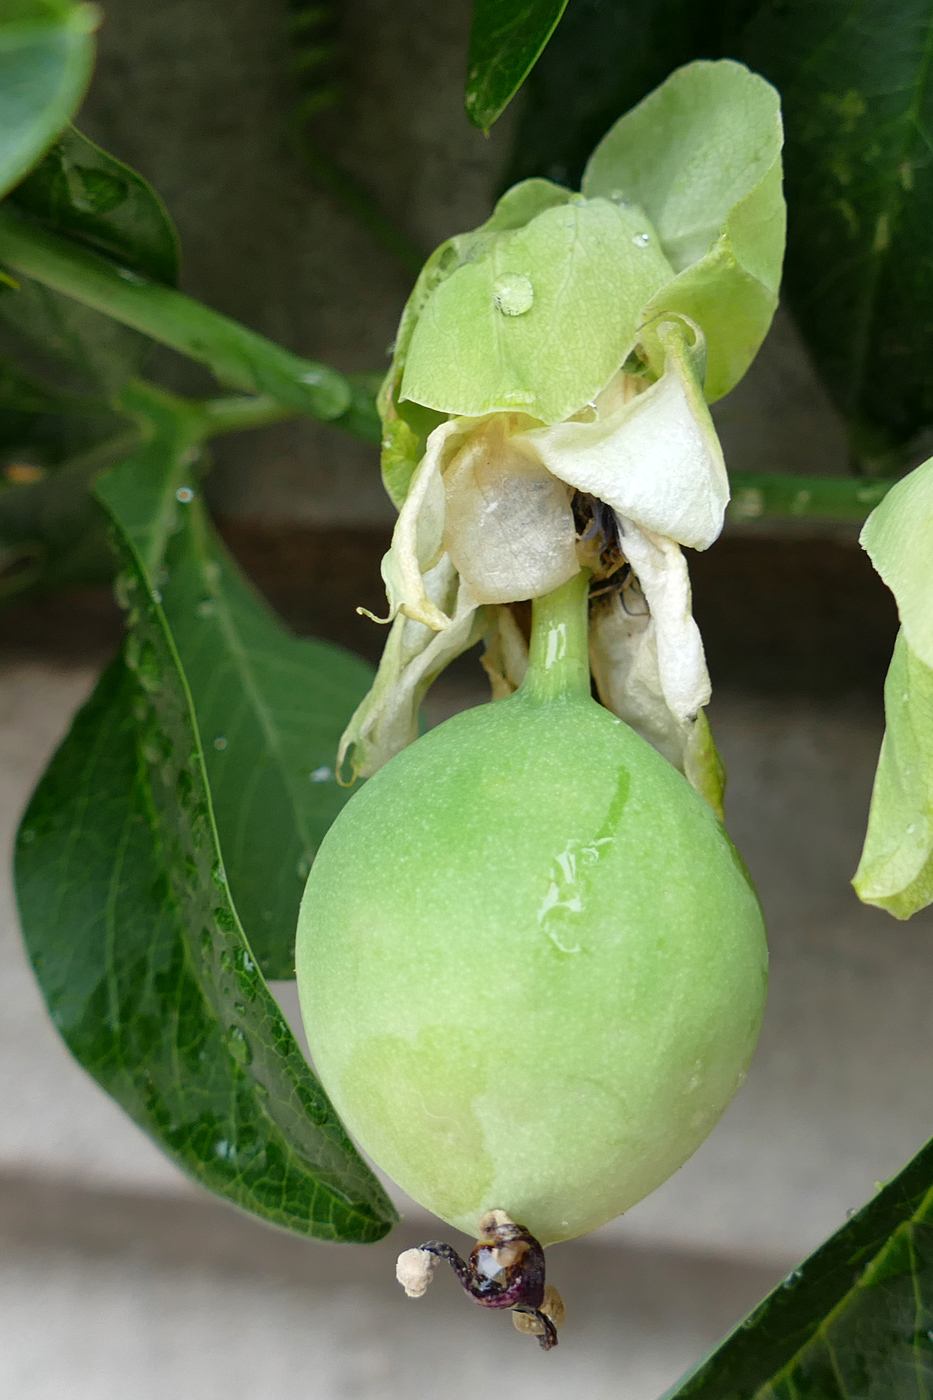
[297,576,767,1246]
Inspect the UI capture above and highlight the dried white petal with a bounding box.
[481,605,529,699]
[443,416,579,604]
[374,418,468,631]
[396,1248,439,1298]
[338,556,485,780]
[589,579,691,769]
[519,323,728,550]
[616,517,710,722]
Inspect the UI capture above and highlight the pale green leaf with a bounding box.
[860,455,933,671]
[853,630,933,920]
[400,196,673,424]
[583,59,785,400]
[379,179,575,507]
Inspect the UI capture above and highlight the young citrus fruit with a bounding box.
[296,575,766,1245]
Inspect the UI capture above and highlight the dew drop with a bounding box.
[224,1026,252,1066]
[296,854,311,879]
[907,823,917,834]
[116,267,145,284]
[607,189,629,207]
[493,274,534,316]
[309,765,333,783]
[299,369,323,386]
[150,588,162,604]
[175,486,195,504]
[632,232,651,248]
[213,736,228,751]
[195,599,216,620]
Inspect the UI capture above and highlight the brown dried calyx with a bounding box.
[395,1210,565,1351]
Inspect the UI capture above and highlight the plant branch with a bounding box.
[0,205,352,423]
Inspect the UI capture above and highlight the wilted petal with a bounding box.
[590,568,724,815]
[519,320,728,550]
[617,517,709,721]
[481,604,529,699]
[374,419,468,631]
[443,415,579,604]
[339,556,485,781]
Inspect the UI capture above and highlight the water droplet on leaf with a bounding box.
[175,486,195,504]
[632,232,651,248]
[213,736,228,751]
[309,766,333,783]
[493,274,534,316]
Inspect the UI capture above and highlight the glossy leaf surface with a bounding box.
[16,387,395,1241]
[115,385,375,977]
[664,1126,933,1397]
[465,0,569,131]
[9,125,180,284]
[0,0,96,200]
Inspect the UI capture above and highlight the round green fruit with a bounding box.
[297,579,767,1246]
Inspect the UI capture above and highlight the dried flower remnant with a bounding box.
[396,1211,564,1351]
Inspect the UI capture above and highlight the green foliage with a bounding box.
[854,631,933,919]
[9,125,180,284]
[0,0,96,201]
[583,59,784,401]
[466,0,569,131]
[664,1127,933,1397]
[15,384,396,1241]
[740,0,933,465]
[114,384,376,978]
[503,0,933,463]
[395,63,783,432]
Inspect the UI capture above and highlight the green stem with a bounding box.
[199,394,299,438]
[0,206,351,423]
[521,569,592,704]
[727,471,893,523]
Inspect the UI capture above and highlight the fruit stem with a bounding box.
[521,569,591,704]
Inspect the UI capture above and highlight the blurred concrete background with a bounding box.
[2,0,928,1395]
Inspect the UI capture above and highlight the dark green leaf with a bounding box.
[0,0,96,200]
[466,0,570,131]
[0,415,136,600]
[0,272,146,398]
[9,125,180,285]
[664,1131,933,1398]
[114,381,376,978]
[16,387,396,1241]
[739,0,933,462]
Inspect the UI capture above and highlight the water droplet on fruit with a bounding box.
[493,274,534,316]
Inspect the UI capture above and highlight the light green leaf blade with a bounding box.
[583,59,785,401]
[465,0,569,131]
[860,455,933,671]
[400,196,674,424]
[379,178,573,507]
[853,630,933,920]
[0,0,97,200]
